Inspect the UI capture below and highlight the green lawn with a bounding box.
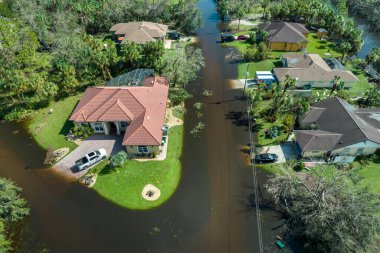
[353,158,380,195]
[307,33,342,58]
[238,59,279,79]
[28,95,81,151]
[90,125,183,210]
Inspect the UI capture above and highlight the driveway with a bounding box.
[259,141,301,163]
[54,134,123,179]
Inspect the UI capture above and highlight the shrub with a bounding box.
[244,47,257,62]
[265,126,280,139]
[111,151,128,167]
[282,114,295,133]
[293,161,304,171]
[169,88,193,106]
[72,125,94,139]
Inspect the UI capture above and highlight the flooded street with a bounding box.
[0,0,285,252]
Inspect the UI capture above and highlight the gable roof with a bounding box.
[294,130,342,152]
[258,21,309,43]
[110,21,168,44]
[70,77,169,146]
[273,53,359,82]
[296,97,380,152]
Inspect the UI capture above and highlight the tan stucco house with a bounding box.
[295,97,380,160]
[273,53,359,88]
[258,21,310,51]
[69,77,169,156]
[109,21,168,44]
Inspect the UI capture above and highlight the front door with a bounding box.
[109,122,117,134]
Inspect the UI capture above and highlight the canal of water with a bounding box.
[1,0,354,252]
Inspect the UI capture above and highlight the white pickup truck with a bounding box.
[75,149,107,171]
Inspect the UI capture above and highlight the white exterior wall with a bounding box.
[125,145,160,155]
[302,150,327,158]
[295,80,355,88]
[331,141,380,156]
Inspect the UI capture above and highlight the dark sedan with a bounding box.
[253,153,279,164]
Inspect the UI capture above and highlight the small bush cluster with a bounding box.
[265,126,280,139]
[111,151,128,168]
[72,125,94,139]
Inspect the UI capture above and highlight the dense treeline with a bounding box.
[0,178,30,252]
[0,0,203,120]
[332,0,380,32]
[269,0,362,57]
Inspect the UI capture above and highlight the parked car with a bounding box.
[253,153,279,164]
[221,33,235,43]
[75,149,107,171]
[237,34,249,40]
[168,32,181,40]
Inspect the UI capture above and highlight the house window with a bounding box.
[94,122,104,132]
[120,121,128,128]
[356,148,365,155]
[80,122,88,127]
[138,146,149,153]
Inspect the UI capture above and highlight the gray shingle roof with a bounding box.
[258,21,309,43]
[296,97,380,152]
[294,130,342,152]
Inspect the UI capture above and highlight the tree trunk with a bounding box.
[238,18,241,31]
[329,88,335,97]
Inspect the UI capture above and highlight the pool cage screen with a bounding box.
[106,69,155,87]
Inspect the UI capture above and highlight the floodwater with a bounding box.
[0,0,287,252]
[356,18,380,58]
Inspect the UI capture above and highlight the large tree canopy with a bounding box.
[269,0,363,56]
[0,0,204,120]
[0,18,57,120]
[266,166,380,253]
[159,44,204,87]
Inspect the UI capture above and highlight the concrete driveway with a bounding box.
[54,134,123,179]
[259,141,301,163]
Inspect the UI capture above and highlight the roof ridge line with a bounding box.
[88,89,122,121]
[71,88,109,121]
[141,124,161,145]
[335,97,370,140]
[116,99,135,120]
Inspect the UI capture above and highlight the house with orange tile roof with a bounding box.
[69,77,169,156]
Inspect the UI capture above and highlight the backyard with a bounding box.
[89,125,183,210]
[28,95,81,152]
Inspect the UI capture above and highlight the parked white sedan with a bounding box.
[75,149,107,171]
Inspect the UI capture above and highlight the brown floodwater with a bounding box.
[0,1,291,252]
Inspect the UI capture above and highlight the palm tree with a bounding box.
[279,94,310,135]
[281,74,297,96]
[329,76,345,97]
